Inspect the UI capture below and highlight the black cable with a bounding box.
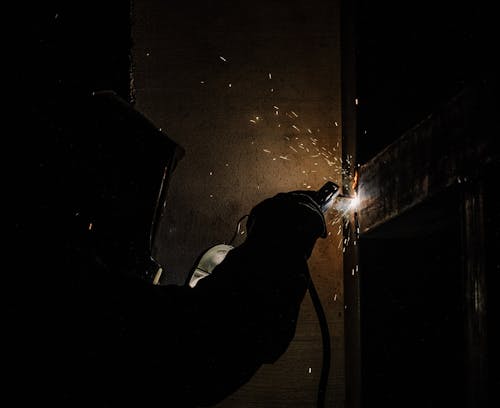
[308,274,331,408]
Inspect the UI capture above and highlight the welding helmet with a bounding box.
[35,90,184,280]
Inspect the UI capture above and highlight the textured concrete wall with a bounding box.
[132,0,344,406]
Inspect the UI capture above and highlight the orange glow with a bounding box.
[352,169,359,191]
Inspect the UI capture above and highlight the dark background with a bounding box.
[356,0,496,163]
[17,2,496,167]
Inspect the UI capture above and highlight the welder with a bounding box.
[92,185,334,408]
[13,90,335,407]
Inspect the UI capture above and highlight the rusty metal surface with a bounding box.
[357,83,497,236]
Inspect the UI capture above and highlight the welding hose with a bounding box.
[308,273,331,408]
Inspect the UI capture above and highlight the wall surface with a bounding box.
[132,0,345,406]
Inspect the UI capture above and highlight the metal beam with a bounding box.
[357,83,496,236]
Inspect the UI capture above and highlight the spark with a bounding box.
[333,294,338,301]
[279,155,290,160]
[200,81,205,84]
[249,119,256,124]
[291,111,299,117]
[228,83,232,87]
[334,121,338,127]
[308,368,312,374]
[292,125,300,132]
[219,56,227,62]
[349,194,360,209]
[88,223,93,231]
[273,105,279,110]
[263,149,271,153]
[268,73,272,79]
[307,128,312,134]
[209,171,213,176]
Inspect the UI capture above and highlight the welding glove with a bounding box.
[245,189,327,258]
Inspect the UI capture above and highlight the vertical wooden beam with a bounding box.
[460,181,488,407]
[341,1,361,407]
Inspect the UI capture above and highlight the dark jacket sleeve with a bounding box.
[176,243,309,406]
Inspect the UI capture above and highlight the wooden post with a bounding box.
[460,181,488,407]
[341,0,361,407]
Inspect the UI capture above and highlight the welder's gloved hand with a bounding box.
[177,190,328,406]
[245,190,327,259]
